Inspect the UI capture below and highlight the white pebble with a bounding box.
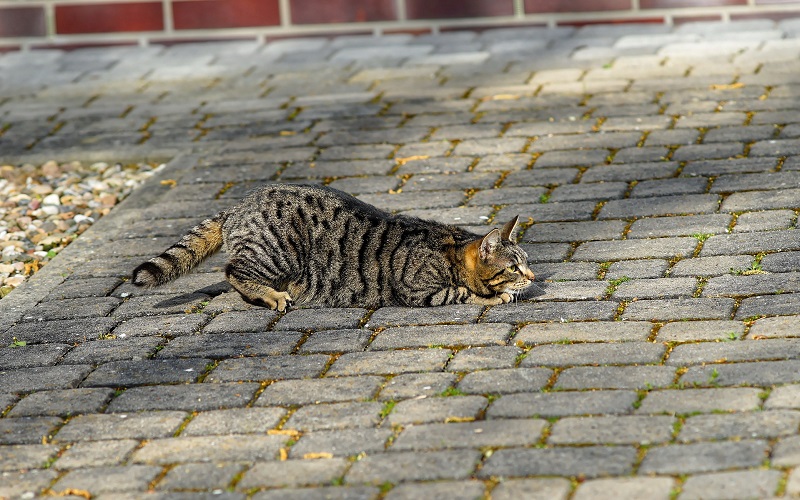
[42,193,60,206]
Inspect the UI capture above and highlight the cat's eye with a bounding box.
[505,265,518,274]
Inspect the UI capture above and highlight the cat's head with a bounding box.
[466,216,535,298]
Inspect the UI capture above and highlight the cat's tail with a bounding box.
[132,216,224,287]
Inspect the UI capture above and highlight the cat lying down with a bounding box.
[133,184,534,311]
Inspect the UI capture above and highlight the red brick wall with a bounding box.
[3,0,800,49]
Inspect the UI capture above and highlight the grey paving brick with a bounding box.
[369,323,511,350]
[573,477,675,500]
[107,382,259,412]
[202,309,279,333]
[656,320,745,342]
[0,318,117,345]
[54,439,141,469]
[60,337,162,365]
[447,346,521,371]
[298,329,373,353]
[668,338,800,366]
[158,462,244,491]
[238,458,349,489]
[572,238,697,261]
[251,485,378,500]
[606,259,669,279]
[54,411,187,442]
[627,214,731,239]
[638,387,763,415]
[491,478,571,500]
[327,349,451,376]
[580,162,679,183]
[378,372,457,401]
[638,440,769,475]
[346,449,480,485]
[613,277,697,300]
[113,293,210,320]
[516,321,652,344]
[556,366,676,390]
[670,255,754,277]
[81,358,211,388]
[206,354,330,382]
[679,410,800,442]
[384,481,485,500]
[479,446,637,479]
[0,365,94,393]
[523,342,665,367]
[760,250,800,273]
[359,190,465,211]
[52,465,162,494]
[682,359,800,387]
[704,272,800,297]
[483,301,617,323]
[392,418,546,451]
[549,415,674,445]
[680,470,781,500]
[457,367,551,395]
[20,297,120,322]
[548,182,627,202]
[468,186,546,206]
[255,376,382,405]
[736,292,800,319]
[721,188,800,212]
[0,469,58,499]
[495,201,597,224]
[534,262,600,281]
[765,384,800,409]
[366,305,482,328]
[629,177,708,198]
[0,416,62,445]
[387,396,487,426]
[599,194,721,219]
[402,172,500,192]
[487,390,637,418]
[132,434,286,464]
[524,220,626,243]
[113,314,208,338]
[621,298,735,321]
[0,344,70,369]
[285,402,382,431]
[290,427,392,458]
[749,315,800,340]
[158,332,302,359]
[181,407,286,436]
[774,435,800,467]
[274,308,368,331]
[8,388,114,417]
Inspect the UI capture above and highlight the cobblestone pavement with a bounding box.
[3,18,800,499]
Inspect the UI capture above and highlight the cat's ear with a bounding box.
[480,229,502,260]
[500,215,520,242]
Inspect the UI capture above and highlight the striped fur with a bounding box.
[132,184,534,310]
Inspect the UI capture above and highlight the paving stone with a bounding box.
[599,194,721,219]
[20,297,120,321]
[0,469,59,499]
[274,308,368,331]
[722,188,800,212]
[299,329,373,353]
[326,349,451,376]
[384,481,486,500]
[446,346,521,371]
[495,201,597,224]
[0,416,62,445]
[290,427,392,458]
[8,388,114,417]
[516,322,652,344]
[734,209,795,232]
[55,439,140,469]
[285,402,382,431]
[0,365,94,393]
[491,477,571,500]
[765,384,800,409]
[181,407,286,436]
[1,318,117,345]
[606,259,669,279]
[366,305,482,328]
[678,410,800,442]
[670,255,754,277]
[479,446,637,479]
[483,301,617,323]
[202,309,279,333]
[774,435,800,467]
[255,376,382,405]
[533,262,599,281]
[251,486,378,500]
[612,277,697,300]
[387,396,487,426]
[703,272,800,298]
[158,332,302,359]
[0,344,70,369]
[54,411,187,442]
[761,250,800,273]
[736,293,800,319]
[378,372,457,401]
[656,320,745,342]
[206,354,330,382]
[52,465,163,494]
[621,298,735,321]
[629,177,708,198]
[667,338,800,366]
[112,314,208,338]
[402,172,500,192]
[581,162,678,183]
[556,366,676,390]
[679,469,781,500]
[392,419,546,451]
[548,182,627,202]
[524,220,626,243]
[113,294,210,320]
[158,462,244,491]
[132,434,286,464]
[60,337,162,365]
[107,382,259,412]
[681,360,800,387]
[238,458,350,489]
[345,449,481,484]
[549,415,674,445]
[627,214,731,239]
[522,342,665,367]
[638,440,769,475]
[457,368,552,395]
[369,323,511,350]
[573,477,675,500]
[572,238,697,262]
[487,390,637,418]
[81,358,211,388]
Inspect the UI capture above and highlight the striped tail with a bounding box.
[132,217,224,287]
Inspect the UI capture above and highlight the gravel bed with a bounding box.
[0,160,162,298]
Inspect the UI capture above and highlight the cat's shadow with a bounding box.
[151,281,232,309]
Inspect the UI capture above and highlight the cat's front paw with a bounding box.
[266,291,293,312]
[499,292,512,303]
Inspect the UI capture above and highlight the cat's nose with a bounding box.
[520,265,535,280]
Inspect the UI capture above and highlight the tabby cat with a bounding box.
[132,184,535,311]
